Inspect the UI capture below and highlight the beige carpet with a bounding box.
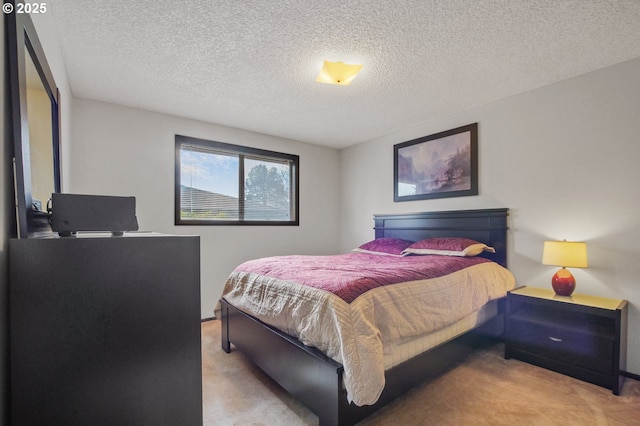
[202,320,640,425]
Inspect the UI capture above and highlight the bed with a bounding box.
[220,208,514,425]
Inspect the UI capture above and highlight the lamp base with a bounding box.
[552,268,576,296]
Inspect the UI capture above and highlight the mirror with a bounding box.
[25,45,55,212]
[7,4,61,237]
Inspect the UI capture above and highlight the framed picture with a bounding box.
[394,123,478,202]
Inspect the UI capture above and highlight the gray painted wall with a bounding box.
[69,98,341,318]
[340,57,640,375]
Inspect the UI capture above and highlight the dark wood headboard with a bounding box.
[374,208,509,268]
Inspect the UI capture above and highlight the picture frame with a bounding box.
[394,123,478,202]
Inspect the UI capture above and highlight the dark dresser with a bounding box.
[9,233,202,425]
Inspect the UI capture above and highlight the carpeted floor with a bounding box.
[201,320,640,425]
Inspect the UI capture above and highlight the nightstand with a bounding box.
[505,286,628,395]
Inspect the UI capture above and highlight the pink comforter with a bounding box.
[235,253,490,303]
[223,252,516,405]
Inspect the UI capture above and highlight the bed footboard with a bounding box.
[220,298,505,426]
[221,299,353,426]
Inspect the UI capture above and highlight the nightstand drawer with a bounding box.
[510,318,613,375]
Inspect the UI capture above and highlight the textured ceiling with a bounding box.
[50,0,640,148]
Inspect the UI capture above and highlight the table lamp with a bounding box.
[542,240,588,296]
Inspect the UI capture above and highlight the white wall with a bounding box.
[69,98,341,318]
[340,57,640,375]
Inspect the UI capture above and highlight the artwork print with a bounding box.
[394,123,478,201]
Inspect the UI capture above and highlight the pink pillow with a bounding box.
[353,238,413,257]
[402,237,495,257]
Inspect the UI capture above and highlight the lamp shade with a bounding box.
[315,60,363,85]
[542,241,588,268]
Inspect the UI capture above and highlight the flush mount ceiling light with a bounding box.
[315,60,363,86]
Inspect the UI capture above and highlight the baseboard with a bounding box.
[201,316,216,323]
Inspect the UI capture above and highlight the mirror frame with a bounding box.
[7,1,61,237]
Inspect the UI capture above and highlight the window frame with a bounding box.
[175,134,299,226]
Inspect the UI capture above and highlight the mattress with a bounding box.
[222,252,515,406]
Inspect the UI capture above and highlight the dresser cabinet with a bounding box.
[505,286,627,395]
[10,233,202,426]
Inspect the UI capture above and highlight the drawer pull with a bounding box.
[549,336,563,342]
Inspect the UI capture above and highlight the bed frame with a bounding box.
[220,208,509,426]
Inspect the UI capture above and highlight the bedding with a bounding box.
[352,237,413,256]
[383,299,498,370]
[402,237,495,257]
[221,251,515,406]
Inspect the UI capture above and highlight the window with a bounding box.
[175,135,299,225]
